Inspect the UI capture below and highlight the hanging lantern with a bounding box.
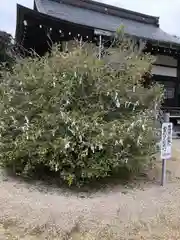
[23,20,27,26]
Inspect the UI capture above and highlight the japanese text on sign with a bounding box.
[161,122,173,160]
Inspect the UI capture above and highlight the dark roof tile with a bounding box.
[35,0,180,45]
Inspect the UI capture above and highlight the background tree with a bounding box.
[0,31,14,68]
[0,34,164,186]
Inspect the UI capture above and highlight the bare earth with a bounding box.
[0,140,180,239]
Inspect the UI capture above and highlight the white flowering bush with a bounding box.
[0,37,163,186]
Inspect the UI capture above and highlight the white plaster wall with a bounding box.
[152,65,177,77]
[155,54,177,67]
[152,55,177,77]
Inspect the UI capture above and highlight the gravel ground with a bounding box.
[0,140,180,239]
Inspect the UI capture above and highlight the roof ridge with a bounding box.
[49,0,159,26]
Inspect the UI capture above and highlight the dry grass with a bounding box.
[0,140,180,240]
[1,213,180,240]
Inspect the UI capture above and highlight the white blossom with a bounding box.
[115,140,118,146]
[99,144,103,150]
[25,116,29,124]
[21,126,26,132]
[79,135,82,142]
[66,99,70,105]
[132,101,139,111]
[71,121,75,126]
[133,86,136,92]
[132,105,136,111]
[130,122,135,128]
[101,129,104,136]
[127,102,131,107]
[119,139,123,145]
[10,116,16,123]
[115,98,120,108]
[60,112,65,118]
[79,77,82,84]
[65,141,70,149]
[137,136,142,145]
[55,164,58,172]
[90,145,95,153]
[125,101,128,108]
[124,158,128,164]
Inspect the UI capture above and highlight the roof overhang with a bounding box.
[35,0,180,48]
[16,3,180,51]
[16,4,95,43]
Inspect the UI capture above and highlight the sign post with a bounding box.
[160,113,172,186]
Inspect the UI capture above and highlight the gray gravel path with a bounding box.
[0,140,179,239]
[0,173,180,239]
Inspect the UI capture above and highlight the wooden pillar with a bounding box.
[175,57,180,107]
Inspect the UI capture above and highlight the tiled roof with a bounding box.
[34,0,180,46]
[0,31,9,38]
[35,0,159,26]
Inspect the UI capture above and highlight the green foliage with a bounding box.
[0,37,163,186]
[0,31,14,68]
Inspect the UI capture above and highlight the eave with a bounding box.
[15,4,180,51]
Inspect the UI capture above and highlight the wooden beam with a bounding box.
[175,58,180,107]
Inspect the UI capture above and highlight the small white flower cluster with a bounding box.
[124,101,131,108]
[90,143,104,153]
[10,115,17,125]
[112,91,139,111]
[137,135,142,146]
[64,141,70,149]
[127,116,146,134]
[133,85,136,92]
[114,92,120,108]
[21,116,30,140]
[115,139,123,146]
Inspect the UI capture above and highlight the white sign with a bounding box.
[94,29,112,36]
[161,122,173,159]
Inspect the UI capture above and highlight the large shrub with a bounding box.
[0,36,163,186]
